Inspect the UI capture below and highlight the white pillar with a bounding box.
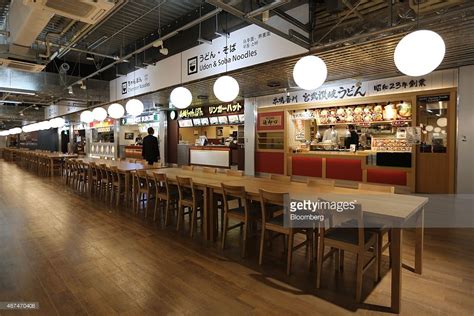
[159,110,167,165]
[244,97,257,176]
[457,65,474,194]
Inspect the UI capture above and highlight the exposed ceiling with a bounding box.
[1,0,474,129]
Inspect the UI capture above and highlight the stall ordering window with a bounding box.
[418,96,448,153]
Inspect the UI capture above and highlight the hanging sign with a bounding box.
[110,24,306,102]
[178,102,243,119]
[257,69,457,107]
[181,24,306,82]
[121,113,159,125]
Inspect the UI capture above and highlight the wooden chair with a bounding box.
[258,189,313,275]
[221,184,260,257]
[153,173,178,224]
[270,174,291,182]
[203,167,217,174]
[227,170,243,177]
[181,165,194,171]
[358,183,395,193]
[169,163,179,168]
[110,166,125,206]
[136,170,155,217]
[358,182,395,279]
[89,162,101,197]
[99,164,112,201]
[307,178,336,187]
[76,162,88,193]
[176,176,204,237]
[316,204,379,302]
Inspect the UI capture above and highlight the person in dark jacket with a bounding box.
[142,127,159,165]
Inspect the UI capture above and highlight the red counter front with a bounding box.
[292,155,323,177]
[256,152,284,174]
[326,158,363,181]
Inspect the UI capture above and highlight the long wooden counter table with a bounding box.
[148,167,427,313]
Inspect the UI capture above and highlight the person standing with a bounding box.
[142,127,159,165]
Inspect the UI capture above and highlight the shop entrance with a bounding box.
[416,92,456,193]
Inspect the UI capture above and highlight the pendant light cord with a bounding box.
[417,0,420,30]
[225,12,228,74]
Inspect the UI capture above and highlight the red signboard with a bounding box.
[257,111,284,131]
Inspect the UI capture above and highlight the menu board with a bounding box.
[178,119,193,128]
[371,138,412,152]
[218,116,228,124]
[209,117,219,125]
[200,118,209,126]
[291,102,412,125]
[228,115,239,124]
[193,119,202,126]
[239,114,245,122]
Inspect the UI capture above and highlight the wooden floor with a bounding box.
[0,160,473,316]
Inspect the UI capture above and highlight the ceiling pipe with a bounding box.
[54,0,129,59]
[36,40,118,61]
[91,0,167,50]
[245,0,290,18]
[310,3,474,51]
[206,0,309,48]
[68,8,223,88]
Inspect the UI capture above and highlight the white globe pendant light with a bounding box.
[293,56,328,90]
[126,98,144,116]
[394,30,445,76]
[92,107,108,122]
[108,103,125,119]
[170,87,193,109]
[50,117,66,128]
[80,110,94,124]
[213,75,239,102]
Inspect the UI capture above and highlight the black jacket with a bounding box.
[142,134,159,163]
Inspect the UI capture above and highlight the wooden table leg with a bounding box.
[204,187,209,241]
[391,227,402,314]
[125,172,130,208]
[50,158,54,177]
[88,166,93,197]
[415,208,424,274]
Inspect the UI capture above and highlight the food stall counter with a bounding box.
[189,146,231,168]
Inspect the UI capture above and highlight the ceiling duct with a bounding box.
[24,0,115,24]
[0,58,45,72]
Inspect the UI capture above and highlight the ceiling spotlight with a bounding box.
[34,105,39,110]
[80,81,87,90]
[152,40,163,48]
[159,47,169,56]
[152,39,168,55]
[68,86,74,95]
[19,112,24,117]
[86,53,94,61]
